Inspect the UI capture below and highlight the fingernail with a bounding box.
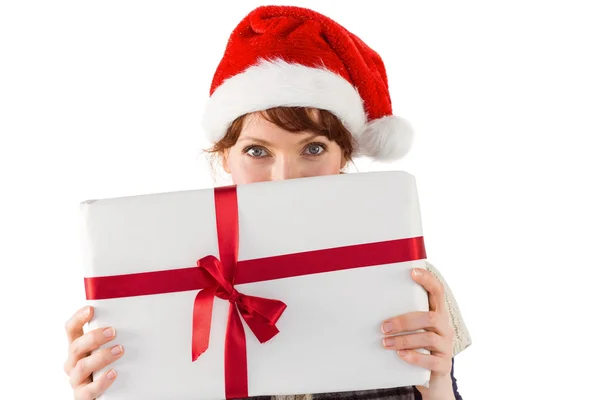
[413,268,424,277]
[106,370,116,380]
[103,327,115,338]
[381,322,393,333]
[397,350,408,357]
[110,345,122,355]
[81,307,90,317]
[383,337,395,347]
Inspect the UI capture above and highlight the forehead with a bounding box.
[239,112,321,141]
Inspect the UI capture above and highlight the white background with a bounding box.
[1,0,599,399]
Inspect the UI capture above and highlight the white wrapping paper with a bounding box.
[80,171,431,400]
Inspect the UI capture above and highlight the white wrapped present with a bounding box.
[80,171,431,399]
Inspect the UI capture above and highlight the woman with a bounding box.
[64,5,471,400]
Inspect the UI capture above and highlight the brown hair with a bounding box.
[206,107,355,161]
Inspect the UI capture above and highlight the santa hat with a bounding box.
[201,5,414,161]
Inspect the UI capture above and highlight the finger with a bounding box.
[397,349,452,375]
[411,268,444,312]
[381,311,445,335]
[69,345,124,388]
[65,306,94,344]
[382,332,450,354]
[65,327,116,374]
[74,369,117,400]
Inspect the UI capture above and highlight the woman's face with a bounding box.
[222,113,346,185]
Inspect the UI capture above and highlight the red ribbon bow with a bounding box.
[192,255,287,361]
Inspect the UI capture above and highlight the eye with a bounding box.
[304,143,326,156]
[244,146,269,158]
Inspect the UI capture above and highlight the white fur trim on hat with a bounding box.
[202,59,413,161]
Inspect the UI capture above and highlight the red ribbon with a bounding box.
[84,185,427,399]
[191,186,286,398]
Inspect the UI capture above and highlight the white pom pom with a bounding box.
[355,115,414,161]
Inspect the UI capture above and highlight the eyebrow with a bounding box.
[237,136,272,146]
[298,134,321,145]
[238,134,322,146]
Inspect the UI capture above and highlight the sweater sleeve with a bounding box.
[424,261,472,357]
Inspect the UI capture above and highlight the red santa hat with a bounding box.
[201,5,414,161]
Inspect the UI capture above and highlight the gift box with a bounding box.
[80,171,431,400]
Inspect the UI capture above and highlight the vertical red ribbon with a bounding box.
[191,186,287,399]
[216,186,246,399]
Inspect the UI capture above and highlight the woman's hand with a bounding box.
[64,306,124,400]
[381,268,456,400]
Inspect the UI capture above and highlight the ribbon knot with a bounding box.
[225,288,241,304]
[197,255,240,303]
[192,255,287,364]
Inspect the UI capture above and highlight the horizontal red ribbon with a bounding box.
[84,185,427,399]
[84,237,426,300]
